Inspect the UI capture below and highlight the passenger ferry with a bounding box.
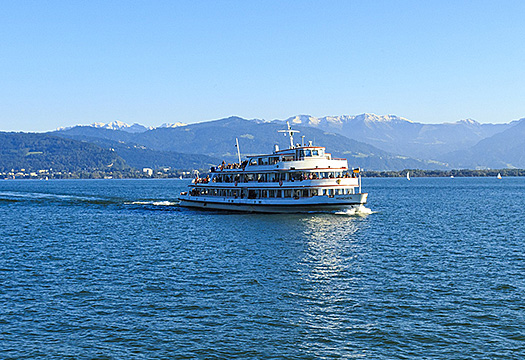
[179,122,368,213]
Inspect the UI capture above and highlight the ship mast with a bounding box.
[235,137,241,164]
[278,121,300,149]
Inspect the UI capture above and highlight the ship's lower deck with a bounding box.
[179,193,368,213]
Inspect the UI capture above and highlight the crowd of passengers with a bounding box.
[210,155,301,172]
[211,161,248,172]
[204,171,357,184]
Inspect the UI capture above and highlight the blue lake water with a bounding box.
[1,177,524,359]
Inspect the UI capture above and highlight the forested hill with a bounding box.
[0,132,221,172]
[0,132,127,172]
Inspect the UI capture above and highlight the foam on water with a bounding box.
[334,205,373,216]
[128,200,179,206]
[0,190,106,203]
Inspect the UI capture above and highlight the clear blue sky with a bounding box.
[1,0,524,131]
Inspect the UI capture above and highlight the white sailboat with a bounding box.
[406,171,410,181]
[497,173,502,179]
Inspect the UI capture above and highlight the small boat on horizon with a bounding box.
[497,173,502,179]
[406,171,410,181]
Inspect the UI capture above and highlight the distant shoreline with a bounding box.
[362,169,525,177]
[1,168,524,180]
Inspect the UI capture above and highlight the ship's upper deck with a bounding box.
[211,122,349,173]
[244,145,347,171]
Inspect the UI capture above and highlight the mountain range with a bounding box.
[53,113,525,169]
[57,120,187,133]
[1,113,523,172]
[53,117,447,171]
[282,114,516,161]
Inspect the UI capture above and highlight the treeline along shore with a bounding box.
[362,169,525,177]
[2,168,524,180]
[0,168,192,180]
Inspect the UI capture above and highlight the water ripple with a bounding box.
[0,178,524,358]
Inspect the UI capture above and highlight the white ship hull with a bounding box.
[179,122,370,214]
[179,193,368,213]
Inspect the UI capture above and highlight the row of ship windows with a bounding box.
[248,150,325,166]
[208,171,354,183]
[189,187,355,199]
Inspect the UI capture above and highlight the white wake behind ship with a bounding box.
[178,122,368,213]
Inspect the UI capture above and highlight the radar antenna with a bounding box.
[278,121,300,149]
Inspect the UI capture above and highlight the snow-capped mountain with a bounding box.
[278,113,513,160]
[158,122,187,129]
[57,120,186,133]
[286,113,413,129]
[91,121,153,133]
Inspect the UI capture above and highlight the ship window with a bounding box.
[269,157,279,165]
[304,150,312,157]
[311,189,318,196]
[284,189,292,198]
[312,150,319,156]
